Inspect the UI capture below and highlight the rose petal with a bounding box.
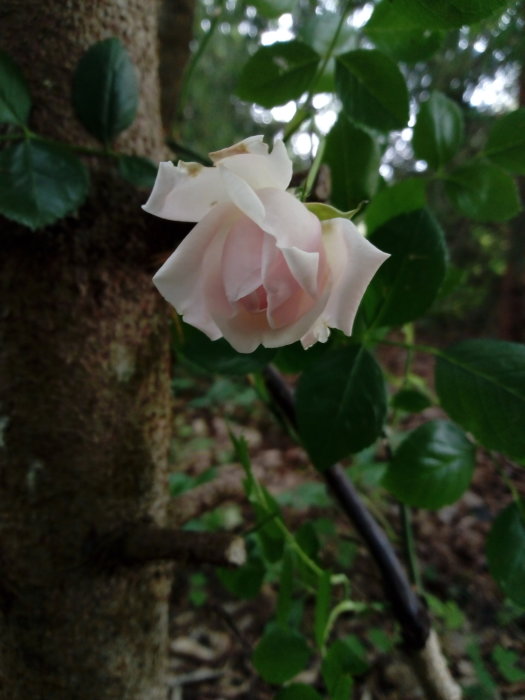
[256,189,323,300]
[220,166,266,226]
[220,139,293,192]
[222,216,265,303]
[209,135,268,162]
[142,160,227,222]
[318,218,390,337]
[152,203,236,338]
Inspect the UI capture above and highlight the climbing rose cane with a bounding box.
[143,136,389,353]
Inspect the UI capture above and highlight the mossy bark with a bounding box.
[0,1,187,697]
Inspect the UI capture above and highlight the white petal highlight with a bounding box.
[152,203,235,338]
[220,166,266,226]
[220,139,293,192]
[281,247,319,297]
[320,218,390,336]
[209,135,268,162]
[143,160,227,222]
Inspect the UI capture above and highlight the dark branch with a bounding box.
[263,364,430,651]
[93,525,246,569]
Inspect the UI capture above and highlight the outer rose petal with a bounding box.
[219,139,293,192]
[300,218,390,348]
[258,189,324,297]
[142,137,292,223]
[142,160,227,222]
[152,202,236,339]
[209,135,269,162]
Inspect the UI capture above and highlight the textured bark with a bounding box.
[0,1,188,698]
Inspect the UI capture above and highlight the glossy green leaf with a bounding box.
[275,685,322,700]
[323,115,380,211]
[383,420,475,508]
[487,500,525,607]
[413,91,464,169]
[72,38,139,145]
[435,339,525,460]
[0,50,31,125]
[252,625,310,684]
[444,162,520,222]
[363,209,448,327]
[485,109,525,174]
[385,0,512,28]
[236,41,320,108]
[365,178,426,234]
[296,345,387,471]
[335,49,409,132]
[273,339,331,374]
[391,388,432,413]
[117,155,157,189]
[0,141,89,230]
[177,322,275,375]
[365,2,442,63]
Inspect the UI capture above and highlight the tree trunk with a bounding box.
[0,1,188,697]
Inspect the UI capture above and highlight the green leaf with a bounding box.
[491,645,525,682]
[0,50,31,125]
[0,140,89,230]
[296,345,387,471]
[365,178,426,234]
[335,49,409,132]
[444,162,520,222]
[383,420,475,509]
[391,388,432,413]
[487,500,525,607]
[413,91,464,169]
[117,155,157,189]
[363,209,448,327]
[322,637,367,695]
[435,339,525,460]
[273,339,332,374]
[217,552,266,599]
[323,115,380,211]
[275,684,322,700]
[485,109,525,174]
[72,38,139,145]
[365,2,443,63]
[252,625,310,684]
[236,41,320,108]
[176,322,275,375]
[299,12,357,57]
[384,0,512,28]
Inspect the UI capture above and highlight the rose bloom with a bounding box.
[143,136,389,353]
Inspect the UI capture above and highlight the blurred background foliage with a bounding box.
[173,0,525,338]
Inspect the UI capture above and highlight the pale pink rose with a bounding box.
[143,136,389,353]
